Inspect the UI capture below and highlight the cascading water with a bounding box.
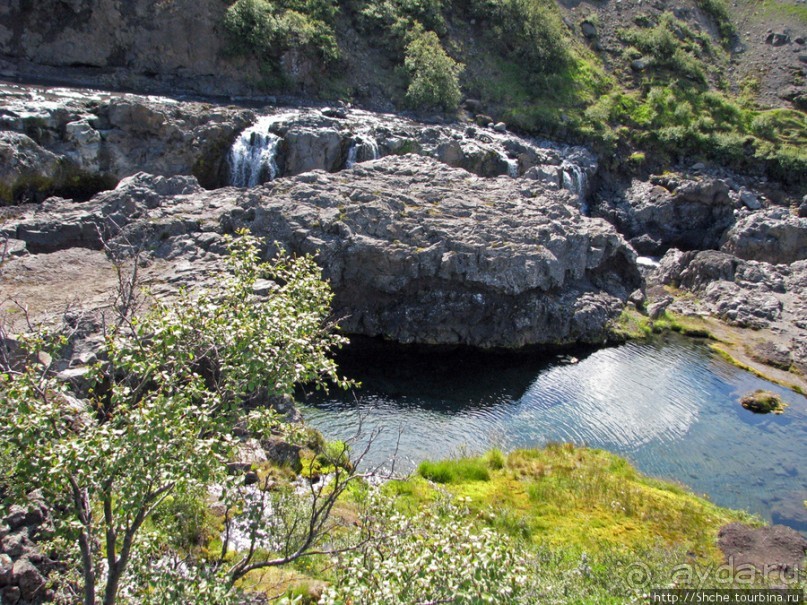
[561,161,587,197]
[228,116,282,187]
[346,134,380,168]
[505,157,519,178]
[561,161,589,213]
[497,152,519,178]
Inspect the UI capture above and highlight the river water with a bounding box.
[299,334,807,530]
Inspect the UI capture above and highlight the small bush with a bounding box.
[464,0,570,80]
[359,0,446,38]
[321,492,533,604]
[223,0,339,69]
[628,151,646,164]
[151,488,215,551]
[403,28,464,111]
[695,0,735,42]
[618,13,711,84]
[418,457,490,483]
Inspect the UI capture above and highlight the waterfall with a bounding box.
[346,134,380,168]
[228,117,282,187]
[561,161,590,214]
[561,161,587,197]
[498,152,519,178]
[346,143,359,168]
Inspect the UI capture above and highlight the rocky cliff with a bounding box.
[0,82,595,205]
[1,156,640,349]
[1,83,806,380]
[0,0,250,97]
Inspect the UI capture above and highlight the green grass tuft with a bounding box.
[418,457,491,483]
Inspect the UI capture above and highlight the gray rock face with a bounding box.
[2,156,641,349]
[593,178,736,255]
[282,127,344,176]
[0,84,599,206]
[0,0,254,97]
[0,493,51,604]
[0,132,64,204]
[248,107,597,188]
[721,207,807,264]
[1,172,203,253]
[653,248,807,372]
[0,83,252,202]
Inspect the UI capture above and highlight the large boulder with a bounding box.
[593,177,736,255]
[721,208,807,265]
[2,156,641,350]
[0,132,64,204]
[281,128,345,176]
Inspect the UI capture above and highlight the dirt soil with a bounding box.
[718,522,807,576]
[729,0,807,109]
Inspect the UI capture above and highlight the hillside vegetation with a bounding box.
[223,0,807,186]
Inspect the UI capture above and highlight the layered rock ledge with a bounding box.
[0,82,595,205]
[651,248,807,378]
[1,155,641,350]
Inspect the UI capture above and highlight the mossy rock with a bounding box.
[740,390,788,414]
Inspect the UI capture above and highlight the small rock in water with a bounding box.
[740,390,788,414]
[493,122,507,132]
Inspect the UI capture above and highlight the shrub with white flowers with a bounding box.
[319,491,536,605]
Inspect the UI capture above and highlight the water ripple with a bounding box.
[300,334,807,529]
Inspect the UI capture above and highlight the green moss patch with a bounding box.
[740,389,788,414]
[406,444,754,560]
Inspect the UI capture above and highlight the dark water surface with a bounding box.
[299,334,807,530]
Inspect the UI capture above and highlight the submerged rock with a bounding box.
[2,156,641,350]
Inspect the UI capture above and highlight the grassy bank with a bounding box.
[407,445,751,557]
[233,444,805,602]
